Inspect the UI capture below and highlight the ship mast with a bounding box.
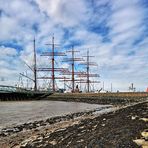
[37,35,68,92]
[79,49,100,92]
[33,37,37,91]
[62,46,84,92]
[20,37,38,91]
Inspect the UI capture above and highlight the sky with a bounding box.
[0,0,148,92]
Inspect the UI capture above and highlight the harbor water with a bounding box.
[0,100,109,129]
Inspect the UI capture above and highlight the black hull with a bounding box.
[0,91,52,101]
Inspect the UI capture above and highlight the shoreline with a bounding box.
[45,92,148,105]
[0,100,147,147]
[0,105,113,136]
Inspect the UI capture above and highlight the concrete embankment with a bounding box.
[46,92,148,105]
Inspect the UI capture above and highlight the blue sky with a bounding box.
[0,0,148,91]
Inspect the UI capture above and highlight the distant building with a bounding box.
[129,83,136,92]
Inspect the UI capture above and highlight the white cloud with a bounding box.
[0,46,24,86]
[36,0,88,27]
[0,46,17,56]
[108,0,144,44]
[0,15,18,40]
[0,0,148,91]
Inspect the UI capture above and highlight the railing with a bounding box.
[0,85,30,93]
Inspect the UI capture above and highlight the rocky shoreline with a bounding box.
[0,96,147,148]
[0,106,111,137]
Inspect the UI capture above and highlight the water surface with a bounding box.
[0,101,109,129]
